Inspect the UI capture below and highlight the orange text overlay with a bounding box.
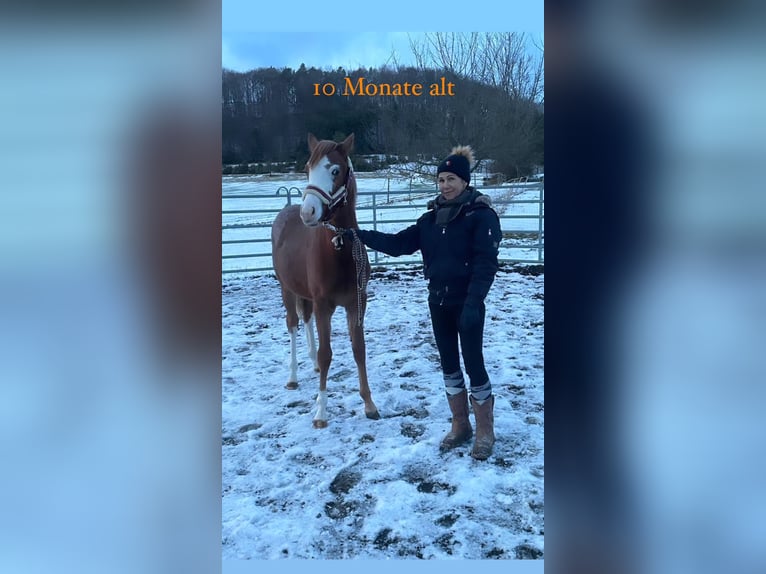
[313,76,456,97]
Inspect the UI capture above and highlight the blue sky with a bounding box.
[222,1,544,72]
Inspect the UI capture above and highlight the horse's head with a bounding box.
[300,133,355,227]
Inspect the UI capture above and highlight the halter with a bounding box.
[302,158,354,222]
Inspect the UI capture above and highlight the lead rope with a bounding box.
[323,223,366,326]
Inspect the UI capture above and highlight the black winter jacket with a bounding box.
[356,188,502,305]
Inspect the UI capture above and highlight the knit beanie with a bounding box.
[437,145,474,185]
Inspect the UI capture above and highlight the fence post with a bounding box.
[537,182,544,263]
[372,191,379,264]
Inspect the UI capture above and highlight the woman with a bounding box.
[346,146,502,459]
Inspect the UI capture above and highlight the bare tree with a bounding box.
[407,32,544,179]
[409,32,543,103]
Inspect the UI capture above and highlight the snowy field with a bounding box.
[222,264,544,559]
[222,173,544,273]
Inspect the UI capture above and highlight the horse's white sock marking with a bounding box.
[288,326,298,383]
[305,316,318,370]
[314,390,328,423]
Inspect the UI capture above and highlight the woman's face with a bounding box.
[437,172,468,200]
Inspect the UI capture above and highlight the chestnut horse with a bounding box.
[271,133,380,428]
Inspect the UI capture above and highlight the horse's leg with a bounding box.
[305,315,319,372]
[312,302,334,428]
[346,303,380,420]
[281,287,300,390]
[299,298,319,372]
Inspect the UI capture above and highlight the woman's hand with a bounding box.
[341,228,358,244]
[459,301,483,331]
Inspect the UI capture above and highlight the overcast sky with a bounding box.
[222,2,544,73]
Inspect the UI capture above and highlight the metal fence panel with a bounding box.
[222,182,544,274]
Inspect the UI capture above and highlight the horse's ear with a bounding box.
[339,133,354,155]
[308,133,318,152]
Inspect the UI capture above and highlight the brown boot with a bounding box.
[439,390,473,451]
[470,395,495,460]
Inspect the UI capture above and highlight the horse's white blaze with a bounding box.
[305,316,318,370]
[314,390,328,423]
[288,326,298,383]
[301,155,337,226]
[307,155,335,192]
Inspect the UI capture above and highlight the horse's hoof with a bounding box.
[313,419,328,429]
[285,382,298,390]
[365,410,381,421]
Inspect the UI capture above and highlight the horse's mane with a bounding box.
[307,140,344,169]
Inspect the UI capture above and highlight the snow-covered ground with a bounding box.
[222,173,544,273]
[222,264,544,559]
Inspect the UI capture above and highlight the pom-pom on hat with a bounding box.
[437,145,475,185]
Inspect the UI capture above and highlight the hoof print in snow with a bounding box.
[416,481,456,495]
[401,407,429,420]
[402,466,425,484]
[513,543,543,559]
[359,434,375,444]
[528,499,544,513]
[400,422,425,439]
[222,436,245,446]
[291,453,324,466]
[485,547,505,559]
[324,499,358,520]
[435,533,458,555]
[413,408,429,419]
[286,401,312,414]
[237,423,262,433]
[373,528,400,550]
[493,457,514,468]
[330,368,353,382]
[399,371,417,379]
[435,513,459,528]
[329,470,362,495]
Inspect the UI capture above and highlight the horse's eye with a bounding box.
[331,167,339,177]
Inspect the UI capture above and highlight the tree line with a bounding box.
[222,33,543,179]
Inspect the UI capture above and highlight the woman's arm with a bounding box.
[356,224,420,257]
[465,209,502,305]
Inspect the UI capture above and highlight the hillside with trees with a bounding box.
[222,33,543,179]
